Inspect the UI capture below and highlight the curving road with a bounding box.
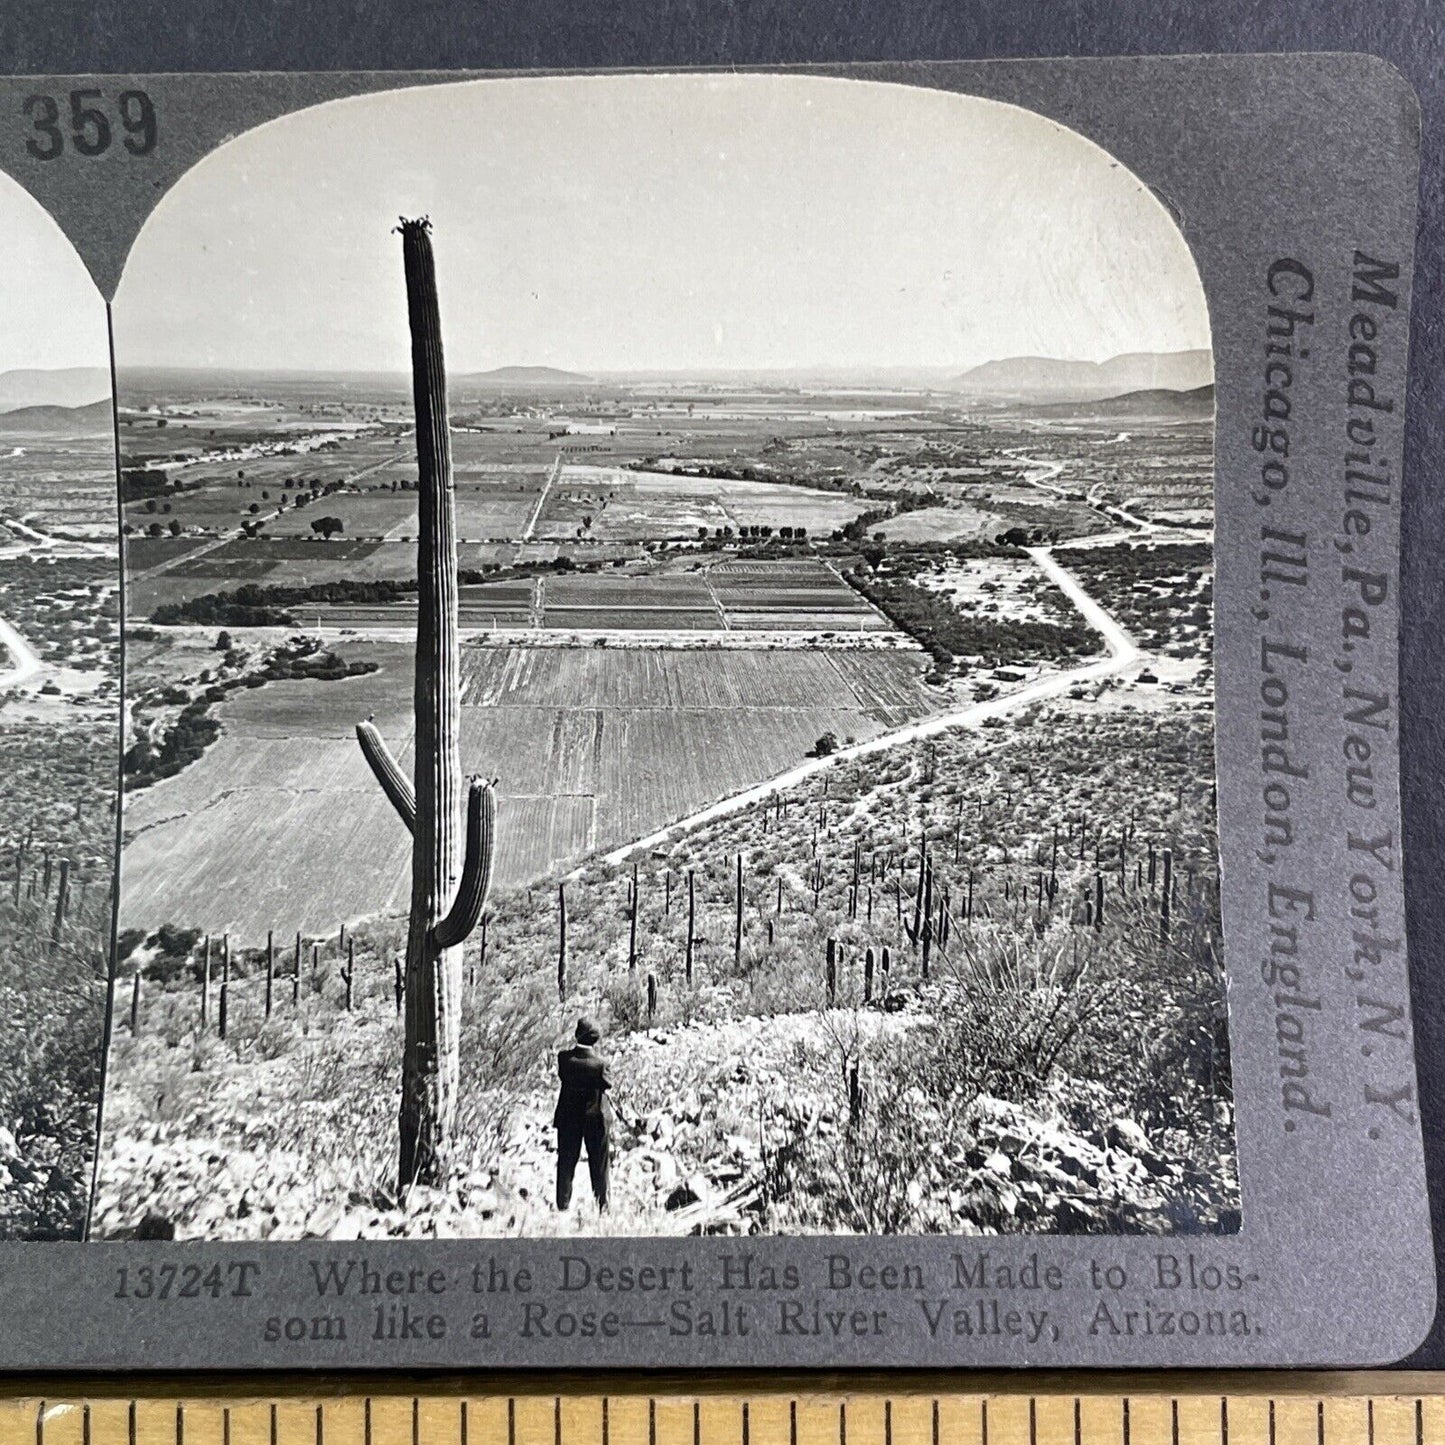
[0,613,43,686]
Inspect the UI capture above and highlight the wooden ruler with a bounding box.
[2,1377,1444,1445]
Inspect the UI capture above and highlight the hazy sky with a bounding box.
[115,74,1209,375]
[0,171,108,373]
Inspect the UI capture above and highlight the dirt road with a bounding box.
[0,513,113,559]
[0,614,44,686]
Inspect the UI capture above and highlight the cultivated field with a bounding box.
[119,641,941,941]
[0,417,116,546]
[101,374,1229,1241]
[99,692,1234,1241]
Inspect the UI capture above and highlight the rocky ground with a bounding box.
[95,984,1235,1241]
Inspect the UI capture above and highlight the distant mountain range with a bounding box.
[0,367,111,412]
[1029,384,1214,422]
[0,397,112,435]
[455,365,598,389]
[951,350,1212,403]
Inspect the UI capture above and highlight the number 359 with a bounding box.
[23,89,157,160]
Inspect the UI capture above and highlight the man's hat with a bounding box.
[575,1016,601,1045]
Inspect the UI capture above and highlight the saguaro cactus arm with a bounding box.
[357,720,416,834]
[432,777,497,948]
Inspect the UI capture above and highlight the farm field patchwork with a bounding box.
[547,465,868,541]
[119,642,941,942]
[294,559,890,634]
[0,435,116,540]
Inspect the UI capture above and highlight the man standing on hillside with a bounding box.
[554,1016,611,1211]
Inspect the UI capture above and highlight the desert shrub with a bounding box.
[137,924,203,983]
[601,971,648,1034]
[940,926,1107,1101]
[0,952,104,1239]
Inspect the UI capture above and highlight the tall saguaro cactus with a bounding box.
[357,218,497,1190]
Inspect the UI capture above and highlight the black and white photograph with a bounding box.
[0,171,119,1242]
[91,73,1233,1242]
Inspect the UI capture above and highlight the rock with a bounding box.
[665,1174,710,1211]
[136,1209,175,1240]
[724,1133,759,1161]
[1054,1197,1101,1230]
[691,1207,744,1236]
[982,1150,1013,1178]
[463,1190,499,1217]
[405,1184,449,1216]
[1105,1118,1170,1176]
[1106,1118,1151,1154]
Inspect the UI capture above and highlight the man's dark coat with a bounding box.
[554,1043,611,1210]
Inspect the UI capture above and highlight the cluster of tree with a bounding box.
[848,572,1097,674]
[150,550,620,626]
[1064,543,1213,656]
[631,457,859,496]
[122,698,222,789]
[125,640,378,790]
[838,492,936,544]
[120,468,176,503]
[152,591,298,626]
[113,924,203,984]
[850,537,1015,572]
[694,523,808,542]
[125,519,185,538]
